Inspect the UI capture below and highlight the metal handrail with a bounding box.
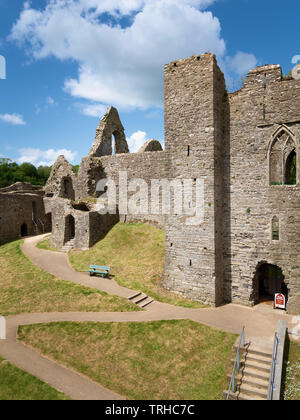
[267,332,279,400]
[226,326,245,400]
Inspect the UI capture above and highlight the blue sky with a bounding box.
[0,0,299,166]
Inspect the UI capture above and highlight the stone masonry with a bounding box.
[1,53,300,314]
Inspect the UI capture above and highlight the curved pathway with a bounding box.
[0,234,297,400]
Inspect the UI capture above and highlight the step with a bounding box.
[140,298,154,308]
[242,375,269,391]
[242,366,270,382]
[132,294,149,305]
[239,383,268,400]
[247,348,272,360]
[237,392,266,401]
[128,292,142,301]
[246,353,273,365]
[232,359,271,374]
[229,373,269,391]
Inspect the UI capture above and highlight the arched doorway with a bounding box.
[64,215,75,244]
[21,223,28,237]
[254,263,288,304]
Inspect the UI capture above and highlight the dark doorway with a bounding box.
[21,223,28,237]
[64,215,75,244]
[255,263,288,303]
[45,213,52,233]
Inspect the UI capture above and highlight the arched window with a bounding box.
[272,216,279,241]
[61,177,75,200]
[285,150,296,185]
[268,126,298,185]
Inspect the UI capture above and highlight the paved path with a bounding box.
[0,234,297,400]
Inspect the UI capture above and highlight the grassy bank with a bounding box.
[36,236,58,252]
[282,340,300,400]
[69,223,207,309]
[18,320,236,400]
[0,357,69,400]
[0,240,140,315]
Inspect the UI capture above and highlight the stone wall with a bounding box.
[0,189,51,246]
[39,53,300,314]
[227,65,300,313]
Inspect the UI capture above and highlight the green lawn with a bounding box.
[36,236,58,252]
[0,240,140,315]
[282,340,300,400]
[18,320,237,400]
[69,223,207,309]
[0,357,69,400]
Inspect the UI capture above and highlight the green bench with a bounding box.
[88,264,110,278]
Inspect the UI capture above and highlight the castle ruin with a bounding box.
[1,53,300,314]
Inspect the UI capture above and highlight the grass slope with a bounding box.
[69,223,207,308]
[0,357,69,400]
[19,320,236,400]
[282,340,300,400]
[0,240,140,315]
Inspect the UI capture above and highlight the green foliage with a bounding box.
[72,165,79,175]
[0,158,52,188]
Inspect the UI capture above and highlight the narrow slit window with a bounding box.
[187,145,190,156]
[272,216,279,241]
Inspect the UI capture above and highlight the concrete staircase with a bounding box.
[225,341,272,400]
[128,292,154,309]
[60,239,75,253]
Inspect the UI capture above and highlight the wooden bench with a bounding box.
[88,264,110,278]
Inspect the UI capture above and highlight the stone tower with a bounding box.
[163,53,227,307]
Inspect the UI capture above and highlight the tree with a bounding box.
[0,158,52,188]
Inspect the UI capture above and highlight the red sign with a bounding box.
[274,293,286,310]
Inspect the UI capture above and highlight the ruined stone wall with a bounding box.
[77,151,172,229]
[0,192,50,245]
[227,65,300,313]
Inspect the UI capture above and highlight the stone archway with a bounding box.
[253,262,288,304]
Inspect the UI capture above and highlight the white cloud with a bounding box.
[292,55,300,65]
[0,113,26,125]
[78,102,107,117]
[225,51,258,76]
[127,130,147,152]
[10,1,258,110]
[10,0,226,111]
[46,96,56,106]
[17,148,77,167]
